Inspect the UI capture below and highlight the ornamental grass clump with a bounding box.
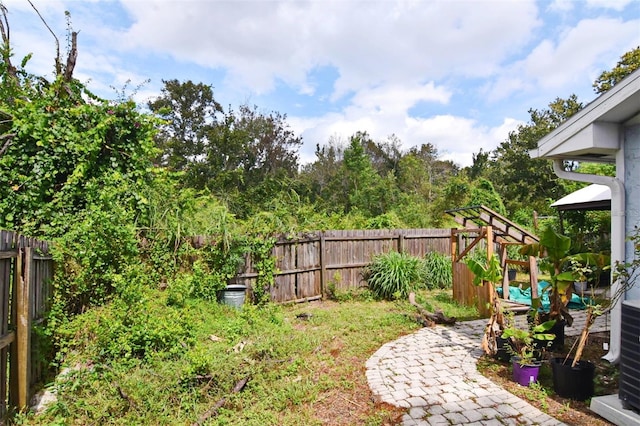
[422,251,453,289]
[363,251,423,300]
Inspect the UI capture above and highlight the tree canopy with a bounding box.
[593,46,640,94]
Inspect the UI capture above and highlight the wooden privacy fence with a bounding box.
[231,228,450,303]
[0,231,53,417]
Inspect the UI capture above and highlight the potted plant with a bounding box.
[550,237,638,401]
[506,244,526,282]
[502,319,556,386]
[568,257,593,295]
[520,226,582,349]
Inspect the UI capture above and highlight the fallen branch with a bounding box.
[192,376,250,426]
[408,292,456,326]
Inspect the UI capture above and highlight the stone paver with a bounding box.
[366,311,608,426]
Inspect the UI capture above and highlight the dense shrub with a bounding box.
[57,289,195,363]
[50,177,141,317]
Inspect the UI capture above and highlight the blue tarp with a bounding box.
[497,281,590,311]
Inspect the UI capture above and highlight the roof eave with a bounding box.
[530,69,640,161]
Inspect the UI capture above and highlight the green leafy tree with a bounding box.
[0,18,157,236]
[429,175,470,226]
[363,134,402,177]
[147,79,223,183]
[298,138,346,213]
[232,104,301,189]
[468,148,490,180]
[593,46,640,94]
[397,143,458,204]
[341,132,398,217]
[484,96,583,215]
[0,6,161,323]
[468,178,506,215]
[219,104,303,217]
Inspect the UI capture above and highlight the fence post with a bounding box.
[16,247,32,409]
[319,233,326,296]
[398,232,404,253]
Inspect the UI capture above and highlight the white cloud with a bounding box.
[547,0,574,13]
[292,109,522,169]
[585,0,635,11]
[115,0,540,97]
[403,115,521,167]
[346,82,451,115]
[485,17,640,101]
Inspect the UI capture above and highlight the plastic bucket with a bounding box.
[218,284,247,309]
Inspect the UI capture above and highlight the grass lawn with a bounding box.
[19,289,476,425]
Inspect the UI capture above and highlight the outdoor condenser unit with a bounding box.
[620,300,640,412]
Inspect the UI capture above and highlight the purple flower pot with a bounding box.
[512,357,541,386]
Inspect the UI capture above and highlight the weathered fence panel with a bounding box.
[0,231,53,417]
[232,228,450,303]
[0,231,16,419]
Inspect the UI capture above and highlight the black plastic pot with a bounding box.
[548,319,566,351]
[551,357,595,400]
[508,269,517,281]
[495,335,512,363]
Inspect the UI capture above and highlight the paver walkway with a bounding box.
[366,311,610,425]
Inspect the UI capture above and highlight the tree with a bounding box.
[147,79,223,177]
[298,138,346,212]
[468,178,506,215]
[484,96,583,215]
[593,46,640,94]
[232,104,301,190]
[398,143,458,203]
[468,148,490,180]
[340,132,398,217]
[0,6,156,236]
[363,134,402,177]
[219,104,303,216]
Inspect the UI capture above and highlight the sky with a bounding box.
[2,0,639,167]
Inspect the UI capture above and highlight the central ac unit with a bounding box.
[620,299,640,412]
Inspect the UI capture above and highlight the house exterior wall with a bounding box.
[625,123,640,300]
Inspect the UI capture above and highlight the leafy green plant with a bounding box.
[56,291,195,364]
[362,251,422,300]
[247,236,278,305]
[421,251,452,289]
[35,293,421,424]
[521,226,611,328]
[502,320,556,365]
[465,253,503,286]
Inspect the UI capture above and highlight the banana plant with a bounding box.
[465,253,503,287]
[520,226,576,325]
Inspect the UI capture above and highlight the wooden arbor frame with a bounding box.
[446,205,540,317]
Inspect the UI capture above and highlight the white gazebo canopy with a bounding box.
[550,183,612,211]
